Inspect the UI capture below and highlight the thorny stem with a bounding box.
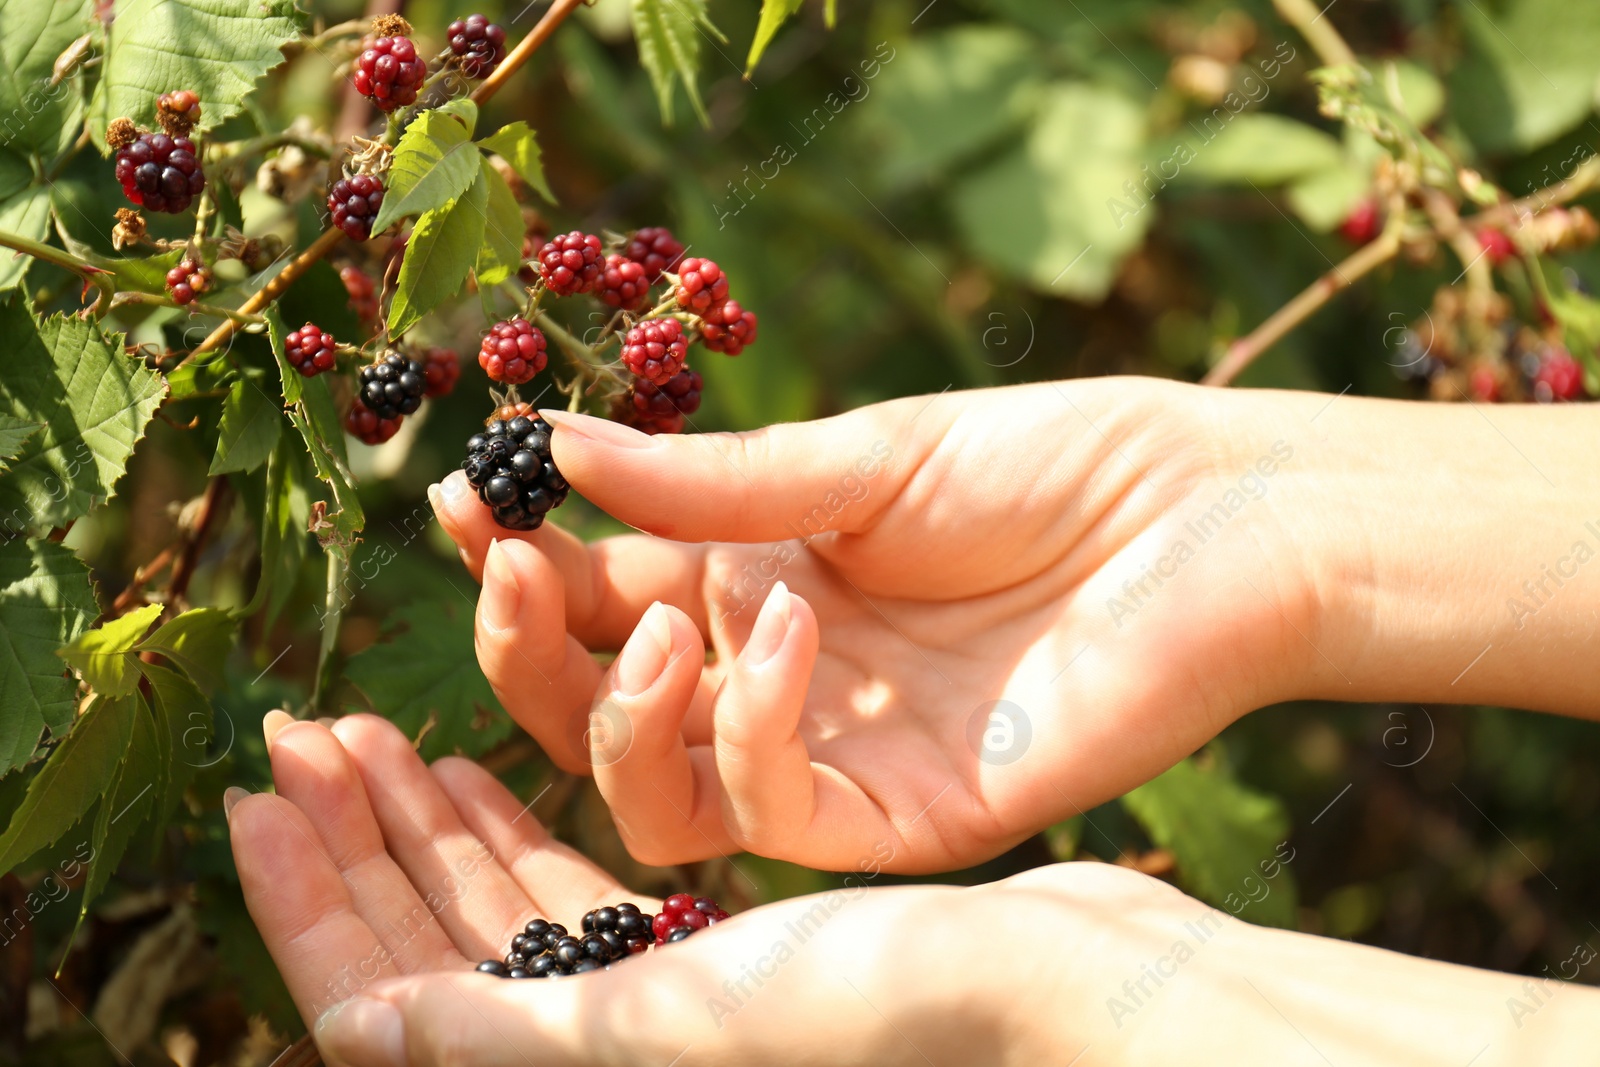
[111,290,265,325]
[0,229,114,315]
[183,227,347,365]
[1272,0,1357,68]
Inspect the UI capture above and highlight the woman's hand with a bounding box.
[432,377,1322,873]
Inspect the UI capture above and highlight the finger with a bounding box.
[431,470,713,648]
[227,791,405,1027]
[331,714,539,962]
[539,405,911,543]
[590,601,739,865]
[476,536,605,773]
[265,716,467,973]
[428,756,644,919]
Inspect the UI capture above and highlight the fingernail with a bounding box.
[439,472,468,502]
[316,716,338,728]
[616,602,673,695]
[480,539,520,633]
[317,997,406,1067]
[426,483,443,514]
[743,582,792,667]
[263,709,295,751]
[539,409,658,449]
[223,786,250,818]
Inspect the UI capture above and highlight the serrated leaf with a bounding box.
[136,607,235,695]
[1122,754,1297,928]
[477,159,523,289]
[344,601,510,761]
[0,187,53,292]
[99,248,185,296]
[87,0,303,149]
[73,692,159,927]
[0,539,98,776]
[632,0,725,127]
[139,663,211,833]
[370,103,483,235]
[747,0,804,73]
[283,373,363,545]
[387,171,488,337]
[0,694,133,877]
[476,121,555,203]
[0,0,92,157]
[209,378,281,475]
[238,434,309,627]
[57,603,161,698]
[263,306,302,406]
[0,415,42,472]
[0,306,167,531]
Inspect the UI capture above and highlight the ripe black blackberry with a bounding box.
[328,175,386,240]
[624,226,684,283]
[478,902,664,979]
[111,128,204,214]
[358,351,427,419]
[597,253,650,310]
[286,322,339,377]
[620,318,687,385]
[448,13,507,78]
[462,415,568,531]
[536,230,604,295]
[164,258,210,306]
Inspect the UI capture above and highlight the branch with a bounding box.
[110,290,265,325]
[470,0,587,107]
[1474,155,1600,231]
[1204,227,1401,386]
[184,227,346,364]
[167,477,229,614]
[1272,0,1357,67]
[0,229,115,314]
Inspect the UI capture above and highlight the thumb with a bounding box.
[539,405,915,543]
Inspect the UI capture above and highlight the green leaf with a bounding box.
[1175,114,1345,186]
[1448,0,1600,154]
[0,0,92,157]
[1122,754,1297,928]
[0,187,53,292]
[1285,162,1369,232]
[952,82,1150,300]
[238,433,310,627]
[273,361,362,546]
[387,171,488,337]
[0,414,42,472]
[631,0,725,127]
[344,601,511,761]
[135,607,236,695]
[369,102,483,235]
[476,121,556,203]
[263,306,302,406]
[209,378,281,475]
[0,149,31,202]
[140,663,211,831]
[87,0,303,149]
[74,692,159,927]
[98,248,185,296]
[0,306,167,531]
[0,539,98,776]
[746,0,803,74]
[0,694,133,877]
[57,603,161,698]
[477,159,524,289]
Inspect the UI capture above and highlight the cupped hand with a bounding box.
[431,377,1320,873]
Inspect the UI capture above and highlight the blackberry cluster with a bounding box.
[448,14,507,78]
[164,258,211,306]
[478,317,547,384]
[597,253,649,310]
[345,400,402,445]
[354,35,427,111]
[286,322,340,378]
[623,368,702,435]
[113,131,205,214]
[653,894,729,943]
[422,347,460,397]
[701,298,758,356]
[624,226,684,283]
[358,351,427,418]
[671,257,728,314]
[328,175,386,240]
[621,318,687,385]
[463,414,568,531]
[476,897,728,979]
[536,230,604,295]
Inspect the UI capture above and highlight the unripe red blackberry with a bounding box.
[1534,349,1585,402]
[536,230,603,295]
[340,265,379,323]
[597,253,649,310]
[625,367,702,434]
[652,893,727,945]
[344,398,403,444]
[1468,365,1501,403]
[353,35,427,111]
[358,350,427,418]
[672,257,728,314]
[164,258,211,306]
[286,323,340,378]
[490,400,535,424]
[462,414,568,531]
[621,317,687,385]
[478,317,547,384]
[623,226,684,283]
[1478,227,1516,266]
[422,347,460,396]
[156,90,201,136]
[328,175,386,240]
[700,299,757,355]
[448,13,507,78]
[114,132,204,214]
[1338,198,1381,244]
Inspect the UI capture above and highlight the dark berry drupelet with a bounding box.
[114,133,205,214]
[329,175,386,240]
[448,14,507,78]
[624,367,702,435]
[354,35,427,111]
[623,226,684,283]
[701,298,758,356]
[479,317,547,384]
[286,322,339,377]
[536,230,604,295]
[672,257,728,314]
[422,347,460,397]
[597,253,650,310]
[358,351,427,419]
[463,415,568,531]
[621,317,687,385]
[164,258,210,306]
[344,398,403,445]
